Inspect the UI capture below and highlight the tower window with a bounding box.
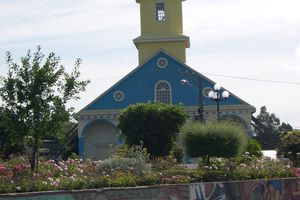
[156,3,166,21]
[155,81,172,104]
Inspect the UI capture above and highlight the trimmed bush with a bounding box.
[181,121,247,161]
[118,103,187,157]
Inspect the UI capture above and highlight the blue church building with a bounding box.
[78,0,255,160]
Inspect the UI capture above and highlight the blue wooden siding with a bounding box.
[85,51,245,111]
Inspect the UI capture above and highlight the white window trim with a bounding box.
[154,80,172,104]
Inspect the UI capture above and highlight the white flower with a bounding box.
[16,186,21,191]
[52,182,59,187]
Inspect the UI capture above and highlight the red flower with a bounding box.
[13,164,28,173]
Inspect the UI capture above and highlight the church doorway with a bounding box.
[83,120,118,160]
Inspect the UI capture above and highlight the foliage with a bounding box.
[0,154,297,193]
[0,46,89,172]
[118,102,187,157]
[181,121,247,163]
[109,171,138,187]
[254,106,293,150]
[99,157,152,175]
[113,143,150,163]
[101,143,152,175]
[277,130,300,167]
[151,154,178,171]
[0,108,23,159]
[172,143,184,163]
[196,157,294,182]
[246,138,263,157]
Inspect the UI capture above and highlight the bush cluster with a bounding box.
[181,121,247,162]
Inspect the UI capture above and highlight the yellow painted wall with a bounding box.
[139,0,183,35]
[138,41,186,64]
[136,0,188,65]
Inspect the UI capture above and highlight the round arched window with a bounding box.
[155,81,172,104]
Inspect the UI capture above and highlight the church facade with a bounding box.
[78,0,255,160]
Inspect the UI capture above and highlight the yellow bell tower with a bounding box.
[134,0,190,65]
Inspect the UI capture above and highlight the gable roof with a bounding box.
[79,49,255,113]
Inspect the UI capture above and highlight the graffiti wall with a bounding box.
[190,178,300,200]
[0,178,299,200]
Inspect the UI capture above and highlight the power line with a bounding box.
[89,73,300,86]
[205,73,300,85]
[202,72,300,86]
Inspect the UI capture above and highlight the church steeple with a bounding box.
[134,0,190,65]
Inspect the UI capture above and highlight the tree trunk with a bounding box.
[206,156,210,166]
[29,137,39,173]
[30,147,37,172]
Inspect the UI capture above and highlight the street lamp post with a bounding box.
[181,78,204,122]
[208,84,230,121]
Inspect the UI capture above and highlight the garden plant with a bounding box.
[0,144,299,194]
[180,121,247,164]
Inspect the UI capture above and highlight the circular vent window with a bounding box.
[203,87,213,98]
[156,57,168,68]
[113,90,125,102]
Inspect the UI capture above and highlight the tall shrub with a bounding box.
[118,103,187,157]
[181,121,247,163]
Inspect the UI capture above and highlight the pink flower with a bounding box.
[13,164,28,173]
[294,168,300,177]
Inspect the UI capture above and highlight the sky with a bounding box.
[0,0,300,128]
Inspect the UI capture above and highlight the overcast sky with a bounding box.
[1,0,300,128]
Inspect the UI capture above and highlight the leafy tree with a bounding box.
[277,130,300,166]
[181,121,247,165]
[254,106,293,150]
[0,107,23,158]
[0,46,89,172]
[118,103,187,157]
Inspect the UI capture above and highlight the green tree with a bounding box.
[254,106,293,150]
[181,121,247,164]
[118,103,187,157]
[0,107,23,159]
[277,130,300,166]
[0,46,89,172]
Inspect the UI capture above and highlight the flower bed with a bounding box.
[0,154,299,194]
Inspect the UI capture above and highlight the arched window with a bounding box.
[155,80,172,104]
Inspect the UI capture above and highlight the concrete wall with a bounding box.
[1,178,300,200]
